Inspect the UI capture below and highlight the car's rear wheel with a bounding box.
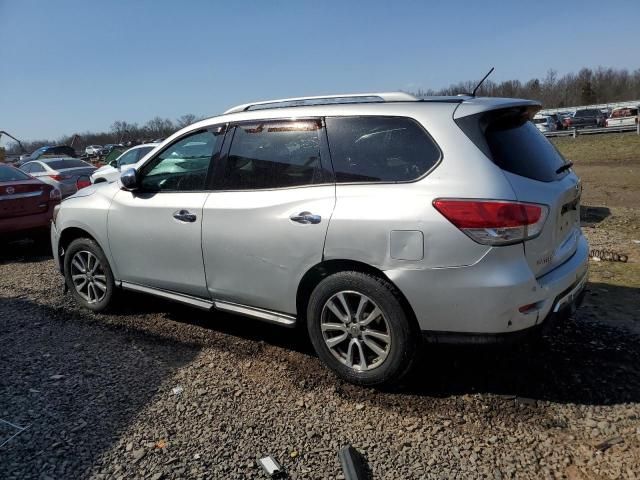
[64,238,115,312]
[307,271,417,387]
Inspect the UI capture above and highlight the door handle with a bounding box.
[173,209,197,223]
[290,211,321,224]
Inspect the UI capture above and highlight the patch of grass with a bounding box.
[552,133,640,165]
[588,261,640,288]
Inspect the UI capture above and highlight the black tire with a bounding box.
[306,271,418,387]
[64,238,116,312]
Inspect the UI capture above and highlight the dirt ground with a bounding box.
[0,133,639,479]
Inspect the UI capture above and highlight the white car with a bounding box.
[90,143,159,184]
[533,115,557,133]
[85,145,103,156]
[606,106,639,128]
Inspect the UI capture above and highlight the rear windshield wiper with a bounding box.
[556,161,574,174]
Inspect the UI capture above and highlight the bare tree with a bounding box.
[176,114,198,129]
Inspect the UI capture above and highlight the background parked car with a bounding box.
[533,115,558,133]
[563,109,606,129]
[544,113,565,130]
[85,145,103,156]
[90,143,159,184]
[0,163,61,240]
[17,145,78,166]
[606,106,639,127]
[99,144,123,156]
[19,157,96,198]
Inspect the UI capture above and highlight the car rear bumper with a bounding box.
[0,208,54,236]
[385,233,589,338]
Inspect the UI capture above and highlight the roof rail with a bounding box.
[223,92,420,114]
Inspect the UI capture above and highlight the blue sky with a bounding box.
[1,0,639,144]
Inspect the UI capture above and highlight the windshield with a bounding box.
[0,164,32,182]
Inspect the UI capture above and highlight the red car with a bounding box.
[0,163,61,239]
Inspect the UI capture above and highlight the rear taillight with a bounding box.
[50,188,62,202]
[49,174,64,181]
[433,199,548,246]
[76,177,91,190]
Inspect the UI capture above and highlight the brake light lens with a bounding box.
[76,177,91,190]
[49,174,64,181]
[433,199,548,245]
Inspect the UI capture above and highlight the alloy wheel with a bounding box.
[320,290,392,371]
[70,250,108,304]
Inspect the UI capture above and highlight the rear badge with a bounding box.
[6,187,15,195]
[536,254,553,266]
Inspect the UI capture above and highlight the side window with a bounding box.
[117,150,139,168]
[140,130,222,192]
[30,163,45,173]
[21,164,32,173]
[222,119,324,190]
[135,146,153,162]
[325,117,441,183]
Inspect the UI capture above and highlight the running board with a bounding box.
[119,281,297,327]
[214,300,297,327]
[120,282,214,310]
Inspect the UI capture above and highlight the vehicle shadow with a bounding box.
[112,282,640,406]
[110,290,312,356]
[392,281,640,406]
[0,238,52,264]
[580,204,611,227]
[0,296,201,479]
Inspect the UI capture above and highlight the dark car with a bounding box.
[563,109,605,129]
[17,145,78,166]
[0,164,61,240]
[545,113,565,130]
[99,144,123,156]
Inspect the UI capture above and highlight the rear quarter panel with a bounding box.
[324,104,519,270]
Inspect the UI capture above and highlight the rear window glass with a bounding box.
[0,165,31,182]
[457,107,568,182]
[44,159,91,170]
[325,117,440,183]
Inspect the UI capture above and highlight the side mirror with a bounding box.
[120,168,139,191]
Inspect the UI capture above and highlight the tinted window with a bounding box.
[0,165,31,181]
[484,110,567,182]
[325,117,440,183]
[222,120,324,190]
[117,149,140,167]
[23,162,45,173]
[44,159,91,170]
[135,146,154,161]
[141,130,221,191]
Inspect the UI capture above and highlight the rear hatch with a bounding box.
[455,101,581,277]
[0,180,52,219]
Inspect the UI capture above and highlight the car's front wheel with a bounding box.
[64,238,115,312]
[307,271,418,387]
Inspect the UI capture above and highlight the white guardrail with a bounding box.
[539,99,640,116]
[543,124,640,138]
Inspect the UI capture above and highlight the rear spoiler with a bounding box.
[453,97,541,120]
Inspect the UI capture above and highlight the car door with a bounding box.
[107,127,225,297]
[202,118,335,315]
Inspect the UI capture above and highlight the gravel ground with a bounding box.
[1,233,639,479]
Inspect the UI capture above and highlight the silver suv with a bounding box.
[51,92,588,386]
